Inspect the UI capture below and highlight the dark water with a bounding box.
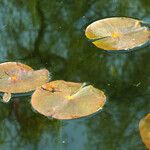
[0,0,150,150]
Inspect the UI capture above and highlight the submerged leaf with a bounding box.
[31,80,106,120]
[85,17,150,51]
[0,62,50,102]
[139,114,150,149]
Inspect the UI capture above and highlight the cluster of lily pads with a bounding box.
[0,62,106,120]
[1,17,150,148]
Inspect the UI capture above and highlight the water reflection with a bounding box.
[0,0,150,149]
[0,97,61,150]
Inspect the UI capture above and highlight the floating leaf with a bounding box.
[31,80,106,120]
[139,114,150,149]
[0,62,50,102]
[85,17,150,51]
[2,92,11,103]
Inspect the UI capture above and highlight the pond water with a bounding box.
[0,0,150,150]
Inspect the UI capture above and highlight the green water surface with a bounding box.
[0,0,150,150]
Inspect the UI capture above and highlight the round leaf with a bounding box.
[31,80,106,120]
[0,62,50,93]
[85,17,150,51]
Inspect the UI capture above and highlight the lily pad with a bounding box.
[85,17,150,51]
[139,114,150,149]
[0,62,50,102]
[31,80,106,120]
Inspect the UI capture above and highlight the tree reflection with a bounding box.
[0,97,61,150]
[0,0,150,149]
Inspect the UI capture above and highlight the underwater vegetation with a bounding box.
[85,17,150,51]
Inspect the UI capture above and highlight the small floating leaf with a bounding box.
[31,80,106,120]
[0,62,50,102]
[85,17,150,51]
[139,114,150,149]
[2,93,11,103]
